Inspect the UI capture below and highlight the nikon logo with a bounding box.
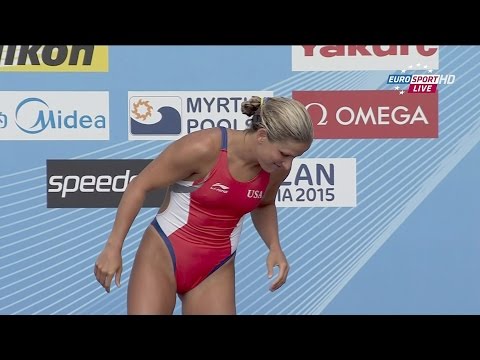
[0,45,108,72]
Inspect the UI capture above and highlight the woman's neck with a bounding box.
[230,130,259,167]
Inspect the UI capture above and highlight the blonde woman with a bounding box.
[94,96,313,314]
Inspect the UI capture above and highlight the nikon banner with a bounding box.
[0,45,108,72]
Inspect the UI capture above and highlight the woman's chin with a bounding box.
[261,163,281,173]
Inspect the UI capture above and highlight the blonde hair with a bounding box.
[241,96,313,144]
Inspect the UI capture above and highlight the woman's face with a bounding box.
[255,130,311,173]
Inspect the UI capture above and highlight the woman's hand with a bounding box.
[94,243,123,293]
[266,246,289,292]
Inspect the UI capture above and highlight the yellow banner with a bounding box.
[0,46,108,72]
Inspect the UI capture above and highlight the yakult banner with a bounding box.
[0,91,109,140]
[293,90,438,139]
[276,158,356,208]
[292,45,439,71]
[128,91,273,141]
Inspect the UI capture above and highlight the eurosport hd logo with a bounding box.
[0,92,109,140]
[0,46,108,72]
[128,91,273,141]
[386,66,456,94]
[293,90,438,139]
[47,160,166,208]
[292,45,439,71]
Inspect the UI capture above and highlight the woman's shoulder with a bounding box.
[175,128,222,158]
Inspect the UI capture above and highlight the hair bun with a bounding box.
[241,96,262,116]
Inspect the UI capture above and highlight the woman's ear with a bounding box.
[256,128,268,144]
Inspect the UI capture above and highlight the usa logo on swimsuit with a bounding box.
[247,189,264,199]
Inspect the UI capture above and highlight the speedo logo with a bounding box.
[47,160,166,208]
[0,45,108,72]
[210,182,229,193]
[49,170,137,198]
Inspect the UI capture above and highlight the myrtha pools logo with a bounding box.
[129,96,182,137]
[128,92,273,141]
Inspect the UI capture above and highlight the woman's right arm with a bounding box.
[94,131,214,292]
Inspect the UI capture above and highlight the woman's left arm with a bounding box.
[250,169,291,292]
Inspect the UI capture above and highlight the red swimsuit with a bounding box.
[151,127,270,294]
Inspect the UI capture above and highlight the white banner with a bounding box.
[292,45,439,71]
[128,91,273,141]
[276,158,356,207]
[0,91,109,140]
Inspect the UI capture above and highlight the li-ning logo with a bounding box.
[210,182,229,193]
[247,189,264,199]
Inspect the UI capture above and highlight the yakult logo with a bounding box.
[292,45,439,71]
[293,90,438,139]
